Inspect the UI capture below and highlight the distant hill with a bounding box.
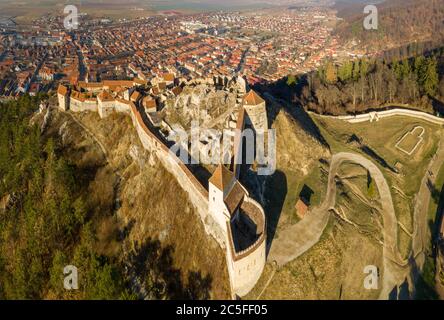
[334,0,386,19]
[335,0,444,51]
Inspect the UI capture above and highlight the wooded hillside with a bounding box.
[335,0,444,51]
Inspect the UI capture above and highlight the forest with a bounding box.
[0,95,134,299]
[335,0,444,51]
[0,95,215,300]
[272,48,444,116]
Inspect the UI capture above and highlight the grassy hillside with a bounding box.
[0,95,230,299]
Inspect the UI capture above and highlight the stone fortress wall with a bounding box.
[226,196,267,296]
[57,75,267,298]
[312,107,444,125]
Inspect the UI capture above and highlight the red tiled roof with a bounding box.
[224,181,245,215]
[142,97,157,109]
[243,90,265,106]
[130,91,141,102]
[162,73,175,82]
[57,84,68,96]
[209,164,234,192]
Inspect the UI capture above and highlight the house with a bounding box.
[295,198,309,219]
[142,96,157,113]
[295,184,314,219]
[130,90,142,103]
[172,86,183,96]
[162,73,175,87]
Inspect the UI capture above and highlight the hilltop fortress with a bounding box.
[57,74,269,298]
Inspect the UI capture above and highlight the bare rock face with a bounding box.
[129,145,154,169]
[163,84,238,130]
[58,121,69,145]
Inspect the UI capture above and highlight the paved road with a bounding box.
[25,53,47,93]
[268,152,406,299]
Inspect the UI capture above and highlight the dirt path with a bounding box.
[268,152,407,299]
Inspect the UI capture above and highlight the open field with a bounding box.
[0,0,273,23]
[247,219,383,300]
[335,162,383,242]
[312,116,443,196]
[253,113,443,299]
[428,163,444,223]
[312,115,443,260]
[0,0,159,23]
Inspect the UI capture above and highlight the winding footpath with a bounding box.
[268,152,407,299]
[261,93,444,298]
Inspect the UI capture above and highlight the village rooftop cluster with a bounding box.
[0,6,363,98]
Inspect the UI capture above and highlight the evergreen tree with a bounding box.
[325,61,338,84]
[424,57,439,96]
[338,61,353,82]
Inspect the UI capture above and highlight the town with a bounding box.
[0,6,360,98]
[1,0,444,304]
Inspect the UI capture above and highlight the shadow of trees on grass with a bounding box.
[126,238,212,300]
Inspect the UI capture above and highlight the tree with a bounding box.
[87,263,123,300]
[325,62,338,84]
[286,74,297,87]
[352,60,361,81]
[338,61,353,82]
[360,59,369,77]
[49,251,68,297]
[400,59,411,80]
[423,57,439,96]
[0,96,130,300]
[439,78,444,97]
[415,56,428,91]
